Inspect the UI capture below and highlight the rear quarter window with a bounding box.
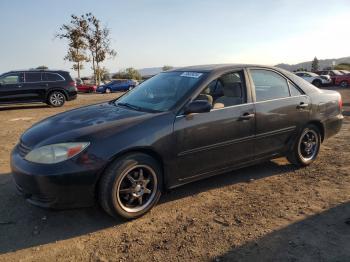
[44,73,65,81]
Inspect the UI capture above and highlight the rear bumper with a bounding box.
[323,114,343,140]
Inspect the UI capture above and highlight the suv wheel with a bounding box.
[287,124,321,167]
[48,91,66,107]
[98,153,162,219]
[340,81,348,88]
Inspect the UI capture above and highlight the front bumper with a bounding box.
[11,144,102,209]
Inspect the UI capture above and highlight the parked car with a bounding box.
[96,79,137,93]
[76,79,97,93]
[339,70,350,75]
[12,64,343,219]
[0,70,77,107]
[294,71,331,87]
[316,70,350,87]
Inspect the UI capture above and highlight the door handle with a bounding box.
[239,113,255,120]
[297,102,309,109]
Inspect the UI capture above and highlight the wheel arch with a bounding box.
[46,88,68,101]
[307,120,325,142]
[94,147,166,198]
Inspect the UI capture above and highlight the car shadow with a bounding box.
[214,201,350,261]
[0,104,49,111]
[0,159,297,254]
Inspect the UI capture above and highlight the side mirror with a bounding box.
[184,100,211,115]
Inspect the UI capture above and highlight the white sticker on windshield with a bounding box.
[180,72,203,78]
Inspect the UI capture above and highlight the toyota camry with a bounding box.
[11,64,343,219]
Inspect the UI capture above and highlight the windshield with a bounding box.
[115,71,206,112]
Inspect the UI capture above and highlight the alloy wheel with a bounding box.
[50,92,64,106]
[116,165,157,213]
[297,129,319,162]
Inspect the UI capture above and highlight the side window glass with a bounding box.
[25,72,42,82]
[250,69,290,102]
[0,73,21,85]
[196,71,245,109]
[289,81,303,96]
[44,73,64,81]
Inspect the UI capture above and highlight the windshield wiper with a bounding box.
[117,102,143,111]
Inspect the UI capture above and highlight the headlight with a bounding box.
[24,142,90,164]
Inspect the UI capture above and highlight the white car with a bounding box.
[295,71,332,87]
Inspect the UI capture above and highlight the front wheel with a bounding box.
[340,81,348,88]
[47,91,66,107]
[287,124,321,167]
[98,153,162,219]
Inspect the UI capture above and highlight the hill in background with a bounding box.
[275,56,350,71]
[135,56,350,77]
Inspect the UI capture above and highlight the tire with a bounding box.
[340,81,348,88]
[128,86,135,91]
[98,153,163,219]
[312,79,322,87]
[105,88,111,94]
[287,124,321,167]
[47,91,66,107]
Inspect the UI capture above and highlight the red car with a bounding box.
[76,83,97,93]
[316,70,350,87]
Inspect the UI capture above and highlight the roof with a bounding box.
[173,64,278,73]
[5,69,69,74]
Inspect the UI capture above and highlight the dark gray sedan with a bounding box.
[11,64,343,219]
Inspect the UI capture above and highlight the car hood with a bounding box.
[21,102,157,148]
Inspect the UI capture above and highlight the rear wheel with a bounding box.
[287,124,321,167]
[98,153,162,219]
[47,91,66,107]
[312,79,322,87]
[340,81,348,88]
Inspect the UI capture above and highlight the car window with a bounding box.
[295,73,303,77]
[196,71,245,109]
[289,81,303,96]
[250,69,290,102]
[0,73,23,85]
[25,72,42,82]
[117,71,206,112]
[44,73,64,81]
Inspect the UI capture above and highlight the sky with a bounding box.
[0,0,349,77]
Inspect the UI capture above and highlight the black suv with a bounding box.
[0,70,77,107]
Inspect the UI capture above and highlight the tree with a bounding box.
[294,67,307,72]
[82,13,116,85]
[335,63,350,71]
[95,67,110,82]
[112,68,141,80]
[162,65,173,71]
[56,15,89,78]
[36,65,48,70]
[311,57,319,72]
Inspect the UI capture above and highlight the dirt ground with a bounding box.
[0,89,349,262]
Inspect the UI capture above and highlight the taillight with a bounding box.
[69,81,76,87]
[339,96,343,111]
